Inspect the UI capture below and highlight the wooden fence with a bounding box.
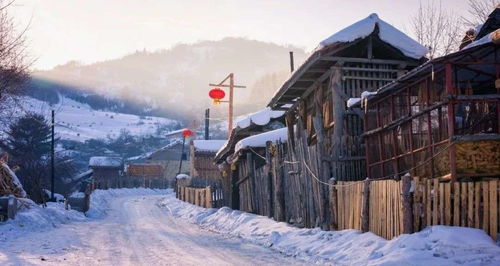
[176,186,213,208]
[331,178,499,240]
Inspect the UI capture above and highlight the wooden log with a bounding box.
[266,142,274,218]
[490,180,498,241]
[361,179,370,232]
[401,174,413,234]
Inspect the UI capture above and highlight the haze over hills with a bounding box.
[27,37,307,122]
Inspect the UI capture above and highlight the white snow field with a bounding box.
[17,96,177,141]
[1,189,499,265]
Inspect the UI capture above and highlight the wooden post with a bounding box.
[445,63,457,181]
[329,179,338,230]
[361,179,370,232]
[273,142,286,222]
[266,141,274,218]
[331,66,344,179]
[7,196,17,220]
[402,174,414,234]
[248,152,257,214]
[230,164,240,210]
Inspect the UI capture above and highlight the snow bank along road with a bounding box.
[0,189,306,266]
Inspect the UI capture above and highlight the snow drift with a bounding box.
[160,193,500,265]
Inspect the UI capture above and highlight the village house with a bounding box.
[88,156,123,189]
[214,107,285,207]
[189,139,226,183]
[266,13,427,228]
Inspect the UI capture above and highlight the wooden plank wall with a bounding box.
[336,181,364,230]
[176,186,213,208]
[237,153,272,216]
[368,180,403,239]
[332,178,499,240]
[412,178,499,240]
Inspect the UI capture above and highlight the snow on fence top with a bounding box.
[234,127,287,153]
[234,107,285,129]
[89,156,123,168]
[317,13,428,59]
[192,140,227,152]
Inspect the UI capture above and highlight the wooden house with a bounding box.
[213,107,285,207]
[230,128,287,217]
[127,139,190,185]
[189,140,226,183]
[125,163,166,188]
[88,156,123,189]
[360,28,500,181]
[267,13,427,228]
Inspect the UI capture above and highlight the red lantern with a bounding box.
[208,88,225,104]
[182,129,193,138]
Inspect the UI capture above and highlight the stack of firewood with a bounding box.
[0,153,26,198]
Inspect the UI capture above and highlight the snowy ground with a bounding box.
[0,189,306,265]
[17,96,177,141]
[1,189,499,266]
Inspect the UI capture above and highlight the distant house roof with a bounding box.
[89,156,123,168]
[268,13,427,109]
[192,140,227,153]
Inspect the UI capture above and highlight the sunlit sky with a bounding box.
[10,0,471,70]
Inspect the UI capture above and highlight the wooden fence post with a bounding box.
[266,141,274,218]
[361,179,370,232]
[206,187,212,208]
[402,174,414,234]
[329,179,338,230]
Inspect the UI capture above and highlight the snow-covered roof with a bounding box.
[317,13,428,59]
[463,28,500,50]
[234,127,287,153]
[234,107,285,130]
[192,140,227,152]
[89,156,123,168]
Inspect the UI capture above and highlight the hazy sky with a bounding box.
[10,0,471,70]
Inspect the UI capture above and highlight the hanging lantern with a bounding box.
[208,87,225,104]
[182,129,193,138]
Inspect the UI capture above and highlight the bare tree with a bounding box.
[411,1,463,59]
[462,0,499,27]
[0,1,30,122]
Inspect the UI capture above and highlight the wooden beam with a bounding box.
[342,76,395,82]
[342,67,399,73]
[209,83,246,88]
[321,56,419,66]
[297,78,317,82]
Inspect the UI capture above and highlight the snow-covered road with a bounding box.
[0,192,304,266]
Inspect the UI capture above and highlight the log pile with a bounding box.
[0,153,26,198]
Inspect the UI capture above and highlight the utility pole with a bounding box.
[51,110,55,201]
[204,108,210,140]
[209,73,245,137]
[177,136,186,175]
[289,51,295,72]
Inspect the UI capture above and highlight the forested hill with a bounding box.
[26,37,307,120]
